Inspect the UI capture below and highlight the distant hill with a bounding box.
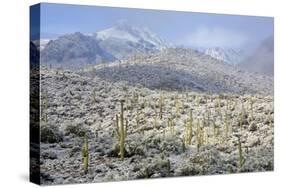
[203,47,245,65]
[87,48,273,95]
[240,36,274,76]
[41,32,116,67]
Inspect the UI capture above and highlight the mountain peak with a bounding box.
[95,22,169,59]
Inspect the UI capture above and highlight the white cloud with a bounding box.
[181,26,248,48]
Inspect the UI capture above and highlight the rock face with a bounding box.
[240,36,274,76]
[39,66,273,185]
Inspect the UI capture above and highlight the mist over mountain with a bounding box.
[203,47,246,65]
[240,36,274,76]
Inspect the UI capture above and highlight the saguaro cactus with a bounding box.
[82,134,89,174]
[116,99,128,160]
[188,110,193,145]
[159,94,164,119]
[41,92,48,122]
[250,97,254,121]
[238,137,245,171]
[168,117,175,135]
[224,111,230,138]
[92,90,96,105]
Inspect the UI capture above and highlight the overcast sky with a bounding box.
[38,3,273,53]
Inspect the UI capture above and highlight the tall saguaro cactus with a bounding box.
[238,136,245,171]
[82,134,89,174]
[159,94,164,119]
[116,99,128,160]
[188,110,193,145]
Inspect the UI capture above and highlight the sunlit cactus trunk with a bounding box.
[188,110,193,145]
[82,134,89,174]
[116,100,127,160]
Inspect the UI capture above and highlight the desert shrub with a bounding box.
[41,125,63,143]
[64,124,86,137]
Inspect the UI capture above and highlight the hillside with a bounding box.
[39,66,273,184]
[84,48,273,95]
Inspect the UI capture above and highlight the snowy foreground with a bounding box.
[39,65,273,185]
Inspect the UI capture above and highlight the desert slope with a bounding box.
[85,48,273,95]
[39,66,273,184]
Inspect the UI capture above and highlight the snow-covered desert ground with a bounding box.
[38,51,274,184]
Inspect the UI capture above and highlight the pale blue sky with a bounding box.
[39,3,273,52]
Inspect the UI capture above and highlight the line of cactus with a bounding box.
[82,133,89,174]
[115,99,128,160]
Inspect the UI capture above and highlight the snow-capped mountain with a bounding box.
[96,22,169,59]
[204,47,245,65]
